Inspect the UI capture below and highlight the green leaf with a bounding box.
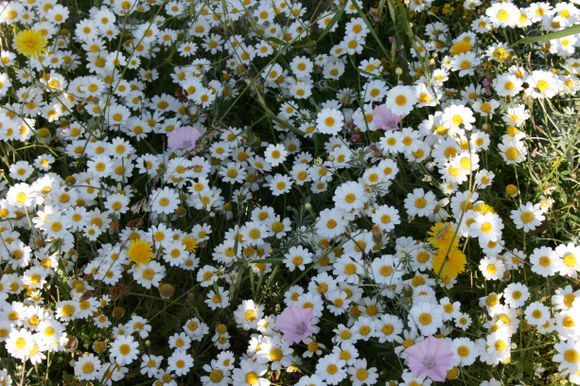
[315,5,345,43]
[264,36,288,46]
[249,258,283,264]
[351,0,390,59]
[514,25,580,45]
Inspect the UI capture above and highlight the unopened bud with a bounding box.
[112,306,124,319]
[158,283,175,299]
[64,335,78,352]
[37,128,51,138]
[505,184,519,198]
[93,340,107,353]
[447,367,460,380]
[215,324,227,334]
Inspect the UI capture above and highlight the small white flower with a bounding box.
[264,144,288,167]
[316,108,344,135]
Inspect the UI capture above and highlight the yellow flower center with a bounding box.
[269,348,283,362]
[246,372,259,385]
[244,309,257,322]
[82,362,94,374]
[327,364,338,375]
[497,9,509,22]
[15,337,27,350]
[210,370,223,382]
[119,343,131,355]
[564,349,578,364]
[521,212,534,223]
[419,313,432,325]
[563,253,577,268]
[563,316,575,328]
[395,95,407,106]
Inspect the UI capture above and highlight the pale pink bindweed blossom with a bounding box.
[167,126,202,151]
[372,104,403,131]
[405,336,454,382]
[275,305,313,344]
[483,77,493,96]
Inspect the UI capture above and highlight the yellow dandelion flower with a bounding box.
[126,238,153,266]
[181,236,198,253]
[450,40,473,56]
[14,29,47,57]
[472,203,495,214]
[427,222,459,252]
[491,47,510,62]
[432,248,467,281]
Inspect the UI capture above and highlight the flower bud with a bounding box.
[37,127,51,138]
[215,324,227,334]
[64,335,78,352]
[505,184,518,197]
[112,306,124,319]
[158,283,175,299]
[93,340,107,353]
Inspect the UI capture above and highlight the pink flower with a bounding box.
[167,126,202,151]
[405,336,454,382]
[372,104,402,131]
[275,306,313,344]
[482,77,492,96]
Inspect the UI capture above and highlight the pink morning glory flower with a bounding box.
[372,104,403,131]
[405,336,454,382]
[275,306,313,345]
[167,126,202,151]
